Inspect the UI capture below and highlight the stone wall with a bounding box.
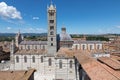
[19,44,47,50]
[11,55,76,80]
[55,58,76,80]
[73,43,102,50]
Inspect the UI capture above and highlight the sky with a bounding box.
[0,0,120,34]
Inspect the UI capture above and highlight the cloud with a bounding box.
[25,27,47,33]
[7,27,11,30]
[32,17,39,20]
[36,28,47,32]
[0,2,22,19]
[29,28,34,31]
[116,26,120,29]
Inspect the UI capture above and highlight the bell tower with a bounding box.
[47,2,57,55]
[15,30,23,47]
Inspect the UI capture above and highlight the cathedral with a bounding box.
[10,2,103,80]
[10,3,76,80]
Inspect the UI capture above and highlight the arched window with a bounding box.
[43,45,45,50]
[28,45,30,50]
[75,45,78,50]
[97,45,100,49]
[40,45,41,49]
[70,60,73,68]
[41,56,43,63]
[16,56,19,63]
[49,20,54,23]
[59,60,62,69]
[50,31,54,35]
[50,26,54,30]
[35,46,37,49]
[82,45,85,50]
[24,56,27,63]
[51,38,53,41]
[32,56,35,63]
[49,13,54,16]
[51,43,53,46]
[90,45,93,50]
[48,58,52,66]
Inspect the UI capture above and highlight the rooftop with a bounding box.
[0,69,35,80]
[60,32,72,41]
[56,48,74,58]
[75,52,120,80]
[15,49,47,55]
[74,40,103,44]
[98,57,120,70]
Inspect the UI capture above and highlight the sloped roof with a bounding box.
[98,57,120,70]
[75,53,120,80]
[99,61,120,79]
[56,48,74,58]
[0,69,35,80]
[111,55,120,61]
[60,33,72,41]
[74,40,103,44]
[15,49,47,55]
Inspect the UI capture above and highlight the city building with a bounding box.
[7,1,117,80]
[10,3,76,80]
[0,69,35,80]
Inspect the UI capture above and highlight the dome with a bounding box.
[60,33,72,41]
[60,27,72,41]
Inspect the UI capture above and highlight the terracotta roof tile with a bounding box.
[110,55,120,61]
[99,62,120,79]
[0,69,35,80]
[98,57,120,70]
[75,53,119,80]
[56,48,74,58]
[15,49,47,55]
